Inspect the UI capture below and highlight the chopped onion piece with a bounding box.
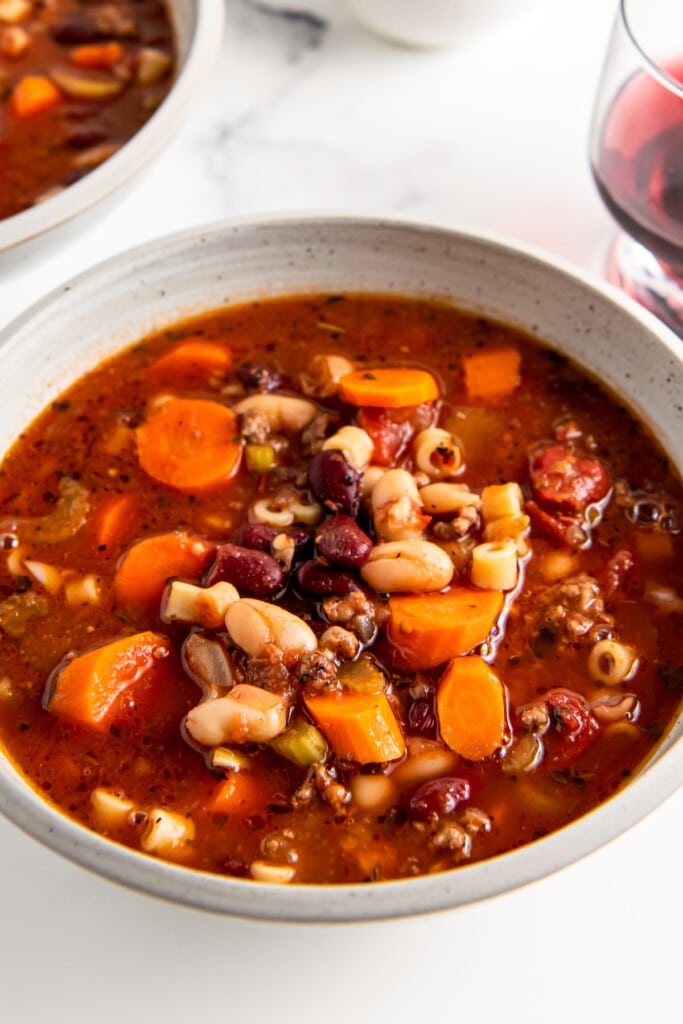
[141,808,195,860]
[90,788,136,829]
[24,559,62,595]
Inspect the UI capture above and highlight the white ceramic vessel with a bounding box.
[0,0,224,257]
[0,216,681,922]
[346,0,539,49]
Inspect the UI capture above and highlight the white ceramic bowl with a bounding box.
[346,0,540,49]
[0,216,682,922]
[0,0,224,257]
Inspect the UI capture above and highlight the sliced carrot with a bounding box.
[146,338,234,385]
[94,493,138,552]
[339,368,439,408]
[436,655,507,761]
[205,773,277,818]
[114,531,214,612]
[69,42,124,69]
[387,588,504,670]
[10,75,61,118]
[135,398,242,493]
[45,631,170,731]
[304,690,405,764]
[462,347,521,399]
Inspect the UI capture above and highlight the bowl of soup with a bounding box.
[0,0,223,255]
[0,215,682,921]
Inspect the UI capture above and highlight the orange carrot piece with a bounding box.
[114,531,214,612]
[10,75,61,118]
[304,690,405,764]
[339,368,439,408]
[387,588,504,670]
[436,655,507,761]
[69,42,124,69]
[94,493,137,551]
[205,773,276,818]
[46,631,170,730]
[462,347,521,399]
[135,398,241,493]
[146,339,234,384]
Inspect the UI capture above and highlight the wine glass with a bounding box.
[589,0,683,336]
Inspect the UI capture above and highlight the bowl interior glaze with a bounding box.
[0,217,682,922]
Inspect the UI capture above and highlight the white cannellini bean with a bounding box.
[471,539,518,590]
[419,483,481,514]
[141,808,195,859]
[360,539,454,593]
[349,774,397,812]
[390,738,459,788]
[225,598,317,660]
[413,427,463,479]
[234,394,316,433]
[322,425,374,471]
[372,468,426,542]
[185,683,288,746]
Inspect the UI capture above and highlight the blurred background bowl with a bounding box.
[0,0,224,258]
[0,215,682,922]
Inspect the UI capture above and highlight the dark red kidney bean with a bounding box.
[315,514,372,567]
[235,362,282,393]
[51,15,102,45]
[234,524,313,562]
[543,688,600,769]
[289,528,314,559]
[66,125,109,151]
[296,559,360,596]
[528,442,609,514]
[407,777,471,823]
[234,524,279,552]
[204,543,284,598]
[407,698,437,736]
[308,450,360,516]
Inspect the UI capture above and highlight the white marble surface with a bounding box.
[1,1,682,1021]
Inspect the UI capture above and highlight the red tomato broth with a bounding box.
[0,0,176,221]
[0,293,681,884]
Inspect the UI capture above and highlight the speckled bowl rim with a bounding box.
[0,0,224,253]
[0,214,682,922]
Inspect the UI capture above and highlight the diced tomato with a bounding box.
[357,407,412,466]
[542,688,600,769]
[529,443,609,514]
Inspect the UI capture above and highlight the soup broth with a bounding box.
[0,293,680,885]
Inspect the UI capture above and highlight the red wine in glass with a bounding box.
[592,59,683,278]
